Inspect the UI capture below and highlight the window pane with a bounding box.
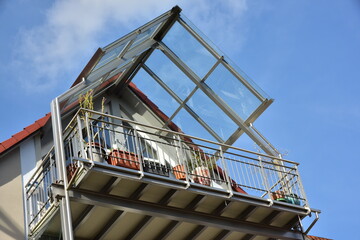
[163,21,217,79]
[145,49,196,100]
[205,64,262,120]
[130,22,161,49]
[93,43,126,71]
[188,90,237,141]
[131,68,180,118]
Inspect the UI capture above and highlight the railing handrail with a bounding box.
[80,108,299,165]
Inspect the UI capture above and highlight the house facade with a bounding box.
[0,6,327,240]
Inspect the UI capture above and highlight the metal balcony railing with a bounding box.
[25,147,58,234]
[25,109,308,235]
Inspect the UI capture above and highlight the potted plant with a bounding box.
[188,150,212,186]
[79,89,107,163]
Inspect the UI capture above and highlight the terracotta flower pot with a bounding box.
[107,149,140,170]
[192,166,211,186]
[173,165,186,180]
[272,190,287,202]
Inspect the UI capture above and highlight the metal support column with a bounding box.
[51,98,74,240]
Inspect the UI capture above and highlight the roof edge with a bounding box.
[0,113,51,155]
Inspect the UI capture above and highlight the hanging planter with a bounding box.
[285,193,301,205]
[192,166,211,186]
[143,159,169,177]
[173,164,186,180]
[272,190,287,202]
[107,149,140,170]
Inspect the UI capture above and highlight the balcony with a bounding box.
[25,109,312,239]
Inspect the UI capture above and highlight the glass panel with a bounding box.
[130,22,161,49]
[131,68,179,117]
[223,56,270,100]
[179,13,270,100]
[188,90,237,141]
[93,43,126,71]
[145,49,196,100]
[163,21,217,79]
[172,108,217,144]
[205,63,262,120]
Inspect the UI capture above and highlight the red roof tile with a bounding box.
[12,130,31,142]
[307,235,333,240]
[0,113,51,155]
[1,137,19,150]
[0,144,5,152]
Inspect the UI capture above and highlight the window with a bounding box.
[122,122,158,160]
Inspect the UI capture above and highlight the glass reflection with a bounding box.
[188,90,237,141]
[131,68,179,117]
[145,49,196,100]
[163,21,217,79]
[205,63,261,120]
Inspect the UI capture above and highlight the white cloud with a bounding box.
[12,0,248,92]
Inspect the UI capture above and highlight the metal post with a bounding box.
[177,135,190,187]
[134,129,144,176]
[85,111,94,163]
[77,115,86,161]
[258,156,272,200]
[219,146,233,197]
[295,165,309,207]
[50,98,74,240]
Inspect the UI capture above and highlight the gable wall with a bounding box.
[0,147,25,240]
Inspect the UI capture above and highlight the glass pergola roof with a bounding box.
[60,6,274,152]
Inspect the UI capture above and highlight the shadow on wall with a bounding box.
[0,207,23,239]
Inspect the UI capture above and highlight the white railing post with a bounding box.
[77,115,86,161]
[134,129,144,176]
[258,156,272,200]
[176,135,190,187]
[219,146,233,197]
[295,164,308,207]
[85,111,94,163]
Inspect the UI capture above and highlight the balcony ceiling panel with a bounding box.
[132,217,173,240]
[74,205,118,238]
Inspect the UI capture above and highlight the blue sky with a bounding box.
[1,0,360,239]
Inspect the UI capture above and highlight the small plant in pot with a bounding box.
[187,150,213,186]
[78,89,107,163]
